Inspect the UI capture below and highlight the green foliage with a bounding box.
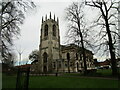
[29,49,39,64]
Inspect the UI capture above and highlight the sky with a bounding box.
[13,0,111,65]
[13,0,73,65]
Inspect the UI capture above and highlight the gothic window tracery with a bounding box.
[44,24,48,36]
[53,24,56,36]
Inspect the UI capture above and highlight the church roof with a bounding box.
[60,44,93,55]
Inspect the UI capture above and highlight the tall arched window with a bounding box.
[76,62,79,71]
[53,25,56,36]
[67,53,70,61]
[43,52,47,63]
[66,53,70,73]
[44,24,48,36]
[76,53,78,60]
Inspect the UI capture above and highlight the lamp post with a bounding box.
[56,59,62,76]
[56,59,59,76]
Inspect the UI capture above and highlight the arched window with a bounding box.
[44,24,48,36]
[76,62,79,71]
[53,25,56,36]
[67,53,70,61]
[76,53,78,60]
[80,54,82,60]
[43,52,47,63]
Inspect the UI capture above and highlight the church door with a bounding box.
[43,66,47,73]
[43,52,48,73]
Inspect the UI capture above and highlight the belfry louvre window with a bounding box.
[53,25,56,36]
[44,24,48,36]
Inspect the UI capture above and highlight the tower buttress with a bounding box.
[54,14,55,21]
[42,16,43,23]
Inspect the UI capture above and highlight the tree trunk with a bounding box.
[80,34,87,75]
[78,19,87,75]
[68,60,70,73]
[105,17,117,76]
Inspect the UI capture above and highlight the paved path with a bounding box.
[30,73,119,80]
[60,75,119,80]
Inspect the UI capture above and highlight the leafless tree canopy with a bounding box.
[65,2,94,50]
[65,2,91,75]
[85,0,119,76]
[86,0,120,57]
[0,0,35,63]
[65,0,119,76]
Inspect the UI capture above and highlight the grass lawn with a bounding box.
[96,69,112,76]
[29,76,119,88]
[62,69,113,77]
[2,74,17,88]
[2,73,119,88]
[0,73,2,89]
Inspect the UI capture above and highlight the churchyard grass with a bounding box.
[2,72,119,88]
[62,69,113,77]
[97,69,112,76]
[28,76,118,88]
[2,73,17,88]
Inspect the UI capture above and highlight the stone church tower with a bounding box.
[38,12,61,73]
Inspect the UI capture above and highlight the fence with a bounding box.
[16,67,30,90]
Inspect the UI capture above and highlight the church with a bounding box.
[31,13,95,73]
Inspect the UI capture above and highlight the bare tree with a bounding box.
[9,52,17,66]
[85,0,120,76]
[0,0,36,64]
[66,53,70,73]
[65,2,92,75]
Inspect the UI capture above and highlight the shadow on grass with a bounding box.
[2,68,119,88]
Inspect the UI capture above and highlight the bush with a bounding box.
[87,69,97,74]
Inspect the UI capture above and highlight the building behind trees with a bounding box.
[31,13,95,73]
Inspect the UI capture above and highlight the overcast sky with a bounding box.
[13,0,109,65]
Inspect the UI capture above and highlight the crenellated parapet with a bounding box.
[41,12,59,24]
